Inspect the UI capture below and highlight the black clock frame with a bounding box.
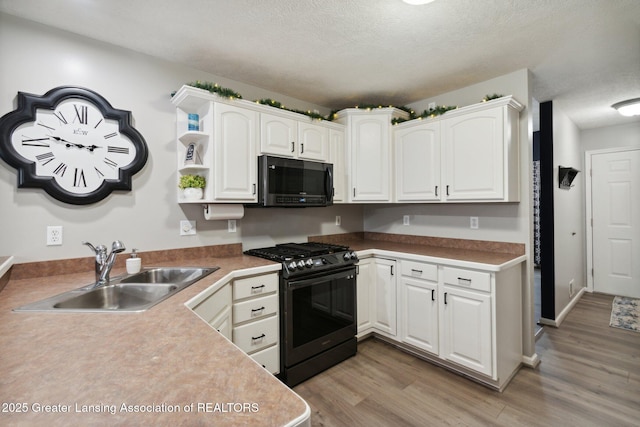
[0,86,148,205]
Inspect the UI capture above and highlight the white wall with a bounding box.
[551,102,585,317]
[581,121,640,152]
[0,14,362,262]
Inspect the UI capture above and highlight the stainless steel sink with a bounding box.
[14,267,218,313]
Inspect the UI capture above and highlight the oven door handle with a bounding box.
[287,268,355,289]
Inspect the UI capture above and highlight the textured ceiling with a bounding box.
[1,0,639,129]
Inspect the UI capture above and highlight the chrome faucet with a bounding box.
[83,240,126,287]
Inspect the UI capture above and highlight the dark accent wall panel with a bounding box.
[539,101,555,320]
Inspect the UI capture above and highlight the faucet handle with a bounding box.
[82,241,97,253]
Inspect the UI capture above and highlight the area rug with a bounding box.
[609,296,640,333]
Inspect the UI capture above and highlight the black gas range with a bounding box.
[244,242,358,386]
[244,242,358,278]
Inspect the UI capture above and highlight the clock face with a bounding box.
[0,86,148,204]
[11,99,137,194]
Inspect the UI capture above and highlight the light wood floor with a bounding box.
[294,293,640,426]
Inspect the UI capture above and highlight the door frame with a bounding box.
[585,147,640,293]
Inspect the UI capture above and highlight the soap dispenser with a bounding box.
[126,249,142,274]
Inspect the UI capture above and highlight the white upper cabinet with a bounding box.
[394,119,441,202]
[259,111,330,162]
[213,103,258,202]
[260,112,297,158]
[441,97,522,202]
[336,108,409,203]
[393,96,523,203]
[329,127,346,202]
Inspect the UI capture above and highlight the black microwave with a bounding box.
[254,155,333,207]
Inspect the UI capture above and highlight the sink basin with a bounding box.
[14,266,218,313]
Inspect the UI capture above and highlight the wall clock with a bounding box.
[0,86,148,205]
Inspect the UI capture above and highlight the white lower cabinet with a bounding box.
[232,273,280,374]
[191,283,232,341]
[441,283,492,376]
[399,261,439,355]
[358,255,522,391]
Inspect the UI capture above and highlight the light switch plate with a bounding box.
[470,217,479,229]
[403,215,410,226]
[228,219,237,233]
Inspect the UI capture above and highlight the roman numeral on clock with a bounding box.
[53,162,67,177]
[53,111,68,124]
[104,157,118,168]
[73,168,87,187]
[37,122,56,131]
[94,166,105,177]
[22,137,50,147]
[74,104,88,125]
[36,152,55,165]
[107,145,129,154]
[104,132,118,140]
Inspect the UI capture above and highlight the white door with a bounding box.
[592,149,640,298]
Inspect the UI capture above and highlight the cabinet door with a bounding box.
[400,277,439,355]
[373,258,397,336]
[441,285,492,376]
[394,121,441,201]
[442,107,504,200]
[260,112,297,157]
[298,121,329,162]
[214,103,258,201]
[356,258,374,334]
[211,306,232,341]
[330,128,346,202]
[350,115,391,202]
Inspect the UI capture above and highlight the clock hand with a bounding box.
[49,136,86,150]
[85,144,102,152]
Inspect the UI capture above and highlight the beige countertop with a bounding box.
[0,254,308,427]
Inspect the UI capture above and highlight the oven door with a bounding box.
[282,266,356,367]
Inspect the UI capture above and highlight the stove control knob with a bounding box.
[288,261,298,270]
[350,251,358,260]
[305,259,313,267]
[297,260,305,269]
[343,252,351,261]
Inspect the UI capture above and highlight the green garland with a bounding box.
[257,99,326,121]
[173,82,506,125]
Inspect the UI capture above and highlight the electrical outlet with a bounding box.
[180,220,196,236]
[228,219,237,233]
[569,279,574,297]
[470,217,479,229]
[335,215,341,226]
[46,226,63,246]
[403,215,410,226]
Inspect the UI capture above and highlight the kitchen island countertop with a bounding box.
[0,254,308,427]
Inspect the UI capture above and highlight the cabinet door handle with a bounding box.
[446,185,450,196]
[291,141,295,153]
[444,292,448,305]
[390,265,394,276]
[300,142,304,154]
[253,183,256,195]
[431,289,435,301]
[353,187,356,197]
[435,185,438,197]
[251,333,266,341]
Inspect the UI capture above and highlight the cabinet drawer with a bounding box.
[250,345,280,374]
[192,284,231,324]
[233,316,278,354]
[233,293,279,325]
[233,273,279,301]
[443,267,491,292]
[401,260,437,281]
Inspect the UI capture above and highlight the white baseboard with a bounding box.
[522,353,540,368]
[537,287,586,328]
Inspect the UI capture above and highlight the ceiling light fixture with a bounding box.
[402,0,436,5]
[612,98,640,117]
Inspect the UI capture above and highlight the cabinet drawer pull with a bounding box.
[458,277,472,284]
[251,284,265,289]
[251,306,265,313]
[431,289,435,301]
[251,333,266,341]
[411,269,423,275]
